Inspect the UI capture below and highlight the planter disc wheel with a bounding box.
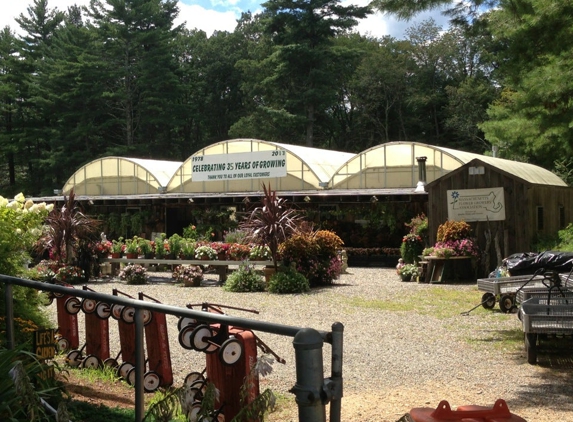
[118,362,134,379]
[56,337,70,352]
[81,298,97,314]
[184,371,205,387]
[187,403,202,421]
[127,367,136,386]
[121,306,135,324]
[481,292,496,310]
[110,304,124,320]
[178,326,196,350]
[54,291,65,298]
[178,316,197,332]
[499,294,515,313]
[64,297,81,314]
[219,338,243,365]
[43,295,54,306]
[96,302,111,319]
[82,355,101,369]
[143,371,161,392]
[66,350,82,367]
[142,309,153,326]
[190,325,213,352]
[103,358,119,369]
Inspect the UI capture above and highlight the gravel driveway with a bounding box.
[46,267,573,421]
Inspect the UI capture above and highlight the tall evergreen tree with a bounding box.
[250,0,370,147]
[85,0,183,157]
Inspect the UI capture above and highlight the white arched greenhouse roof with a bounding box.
[63,157,183,196]
[330,142,567,189]
[166,139,355,193]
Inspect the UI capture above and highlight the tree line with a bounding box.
[1,0,571,196]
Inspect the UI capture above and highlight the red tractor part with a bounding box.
[409,399,527,422]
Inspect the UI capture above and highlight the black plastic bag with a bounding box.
[504,251,573,276]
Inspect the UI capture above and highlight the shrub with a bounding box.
[194,245,217,260]
[223,262,266,292]
[249,245,272,260]
[172,264,203,287]
[400,233,424,264]
[119,264,147,285]
[313,230,344,256]
[436,220,472,242]
[55,265,85,285]
[268,268,310,294]
[223,229,250,244]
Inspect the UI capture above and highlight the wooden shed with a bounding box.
[426,157,573,277]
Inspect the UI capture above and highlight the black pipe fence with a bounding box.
[1,275,343,422]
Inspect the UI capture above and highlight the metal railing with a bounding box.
[1,274,343,422]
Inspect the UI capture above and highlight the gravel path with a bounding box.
[45,267,573,421]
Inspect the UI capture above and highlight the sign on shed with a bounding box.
[447,187,505,222]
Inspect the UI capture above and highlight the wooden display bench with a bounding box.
[101,258,274,282]
[425,256,473,283]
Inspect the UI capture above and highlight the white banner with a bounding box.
[191,150,287,182]
[447,187,506,222]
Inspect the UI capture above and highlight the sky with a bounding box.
[0,0,451,40]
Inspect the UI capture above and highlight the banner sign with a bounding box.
[447,187,506,222]
[192,150,287,182]
[33,328,56,380]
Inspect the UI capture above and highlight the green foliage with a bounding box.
[167,234,183,257]
[555,223,573,251]
[400,234,424,264]
[67,401,134,422]
[145,388,182,422]
[223,261,266,292]
[436,220,472,242]
[268,267,310,294]
[398,263,419,278]
[223,229,250,245]
[0,346,65,421]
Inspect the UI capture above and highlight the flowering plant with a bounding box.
[211,242,230,254]
[95,240,112,255]
[138,238,153,255]
[55,265,85,284]
[228,243,251,260]
[172,264,203,286]
[249,245,272,260]
[195,245,217,260]
[119,264,147,285]
[432,239,479,257]
[399,263,419,278]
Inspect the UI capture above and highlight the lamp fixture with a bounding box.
[318,182,329,189]
[304,196,311,203]
[370,195,378,203]
[88,199,94,205]
[188,198,194,203]
[243,197,250,204]
[158,186,167,194]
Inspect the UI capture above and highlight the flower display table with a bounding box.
[425,256,474,283]
[101,258,274,282]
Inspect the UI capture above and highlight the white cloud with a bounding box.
[176,3,238,36]
[0,0,450,40]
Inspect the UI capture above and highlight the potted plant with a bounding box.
[125,236,140,259]
[240,183,302,271]
[398,263,419,282]
[222,261,266,292]
[211,242,230,260]
[111,237,124,258]
[118,263,148,285]
[168,234,184,258]
[154,234,166,259]
[249,245,272,261]
[55,265,85,285]
[94,239,112,258]
[138,238,154,258]
[180,240,196,260]
[172,264,203,287]
[195,245,217,260]
[228,243,251,260]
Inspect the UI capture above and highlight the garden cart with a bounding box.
[52,282,80,351]
[137,292,173,391]
[519,295,573,364]
[80,286,110,366]
[476,268,573,313]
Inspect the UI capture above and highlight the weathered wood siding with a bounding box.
[427,159,573,277]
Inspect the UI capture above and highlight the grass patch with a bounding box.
[67,401,135,422]
[465,328,524,351]
[65,364,122,384]
[347,286,487,319]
